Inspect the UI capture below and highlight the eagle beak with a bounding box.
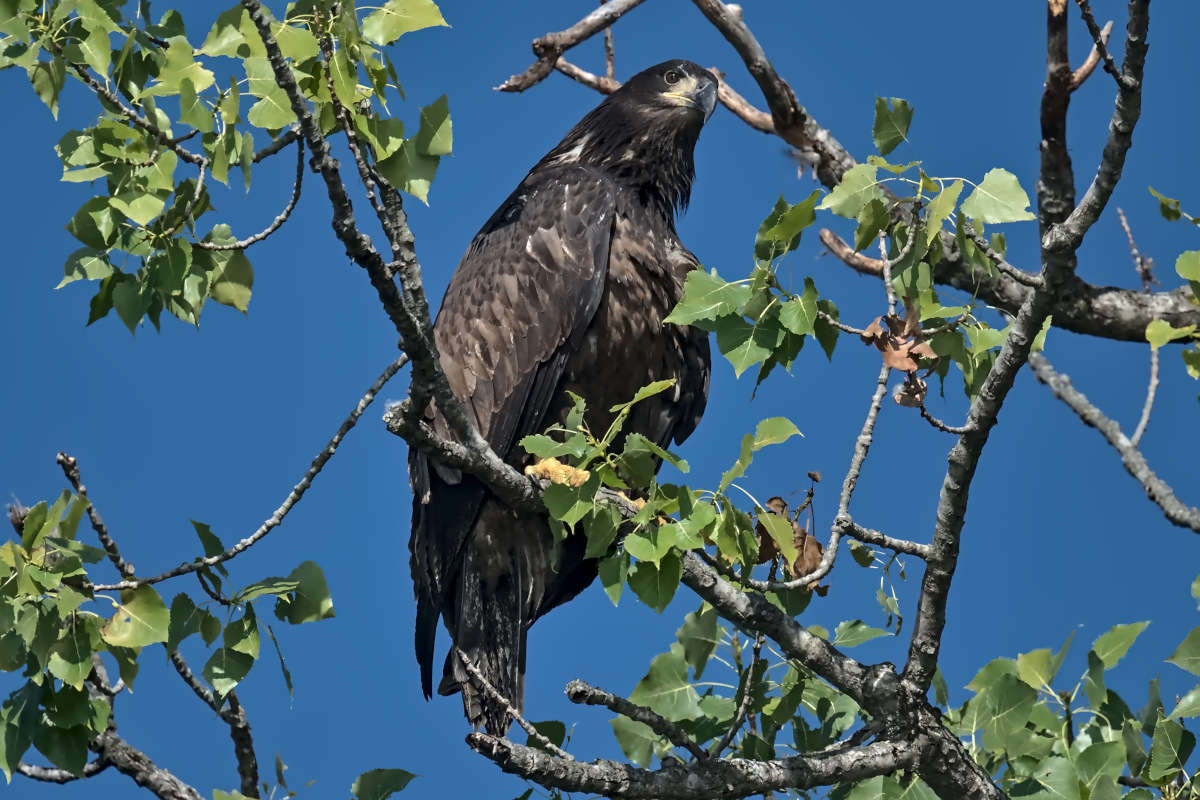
[663,74,719,123]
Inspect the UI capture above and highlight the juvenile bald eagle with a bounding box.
[409,60,717,734]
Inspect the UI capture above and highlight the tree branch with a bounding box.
[467,731,917,800]
[92,730,203,800]
[195,137,305,251]
[566,680,708,762]
[92,354,409,590]
[497,0,649,92]
[1070,18,1115,90]
[1074,2,1122,88]
[17,760,109,782]
[1029,352,1200,533]
[56,452,135,578]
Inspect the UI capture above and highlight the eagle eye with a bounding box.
[664,68,682,85]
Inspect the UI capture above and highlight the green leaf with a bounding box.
[1149,186,1182,222]
[610,716,656,767]
[110,187,169,227]
[28,56,66,118]
[778,277,818,336]
[209,249,254,313]
[1167,683,1200,719]
[1093,621,1148,668]
[1030,755,1081,800]
[1167,627,1200,676]
[101,585,169,648]
[143,36,214,97]
[178,78,213,132]
[754,416,802,447]
[167,592,218,653]
[854,197,889,252]
[47,622,94,689]
[676,606,719,680]
[755,191,819,261]
[924,180,962,244]
[67,197,122,250]
[664,269,751,326]
[244,56,297,129]
[1075,740,1125,790]
[202,647,254,696]
[1184,346,1200,379]
[816,163,884,219]
[833,620,888,647]
[377,140,439,203]
[526,720,566,753]
[598,551,629,606]
[628,649,702,721]
[235,576,302,604]
[351,768,417,800]
[361,0,448,46]
[1145,319,1195,350]
[716,313,781,377]
[624,525,677,566]
[1147,714,1196,781]
[32,723,90,778]
[544,472,601,527]
[872,96,913,156]
[813,299,839,359]
[264,624,293,699]
[960,168,1036,223]
[627,551,682,613]
[414,94,452,156]
[273,561,335,624]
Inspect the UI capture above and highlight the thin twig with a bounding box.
[17,761,109,782]
[918,403,972,435]
[817,309,866,336]
[554,57,620,94]
[455,648,573,760]
[91,354,409,591]
[710,632,764,757]
[1131,347,1159,447]
[56,453,135,578]
[1070,19,1114,90]
[166,162,207,238]
[963,222,1044,288]
[601,0,615,80]
[1030,352,1200,533]
[196,138,305,251]
[566,680,708,762]
[497,0,649,92]
[66,62,207,166]
[840,519,929,560]
[1117,207,1158,291]
[1074,1,1122,88]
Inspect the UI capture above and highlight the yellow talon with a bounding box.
[524,457,591,488]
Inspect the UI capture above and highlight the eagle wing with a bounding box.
[409,163,616,698]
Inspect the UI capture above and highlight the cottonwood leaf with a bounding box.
[1146,319,1195,350]
[1093,621,1148,668]
[352,768,417,800]
[628,649,702,721]
[816,163,883,219]
[664,269,751,325]
[361,0,448,46]
[960,168,1036,223]
[872,96,913,156]
[101,586,169,648]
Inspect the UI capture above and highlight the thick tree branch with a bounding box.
[17,760,109,782]
[92,354,408,590]
[467,732,917,799]
[1029,353,1200,533]
[91,730,203,800]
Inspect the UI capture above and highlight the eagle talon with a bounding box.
[524,457,591,488]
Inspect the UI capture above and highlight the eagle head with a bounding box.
[537,59,719,217]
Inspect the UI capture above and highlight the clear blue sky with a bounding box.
[3,1,1200,796]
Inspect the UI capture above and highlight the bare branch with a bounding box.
[467,731,916,799]
[196,138,305,251]
[566,680,708,762]
[56,452,135,579]
[456,648,573,760]
[1118,207,1158,291]
[18,760,109,782]
[92,730,204,800]
[92,354,409,591]
[251,127,301,163]
[713,70,773,134]
[1074,2,1122,88]
[602,0,616,80]
[554,57,620,94]
[1131,346,1159,447]
[1070,19,1115,90]
[818,229,883,276]
[918,403,972,436]
[1029,353,1200,533]
[497,0,649,92]
[963,222,1044,288]
[841,519,930,560]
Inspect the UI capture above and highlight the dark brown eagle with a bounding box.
[409,60,717,734]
